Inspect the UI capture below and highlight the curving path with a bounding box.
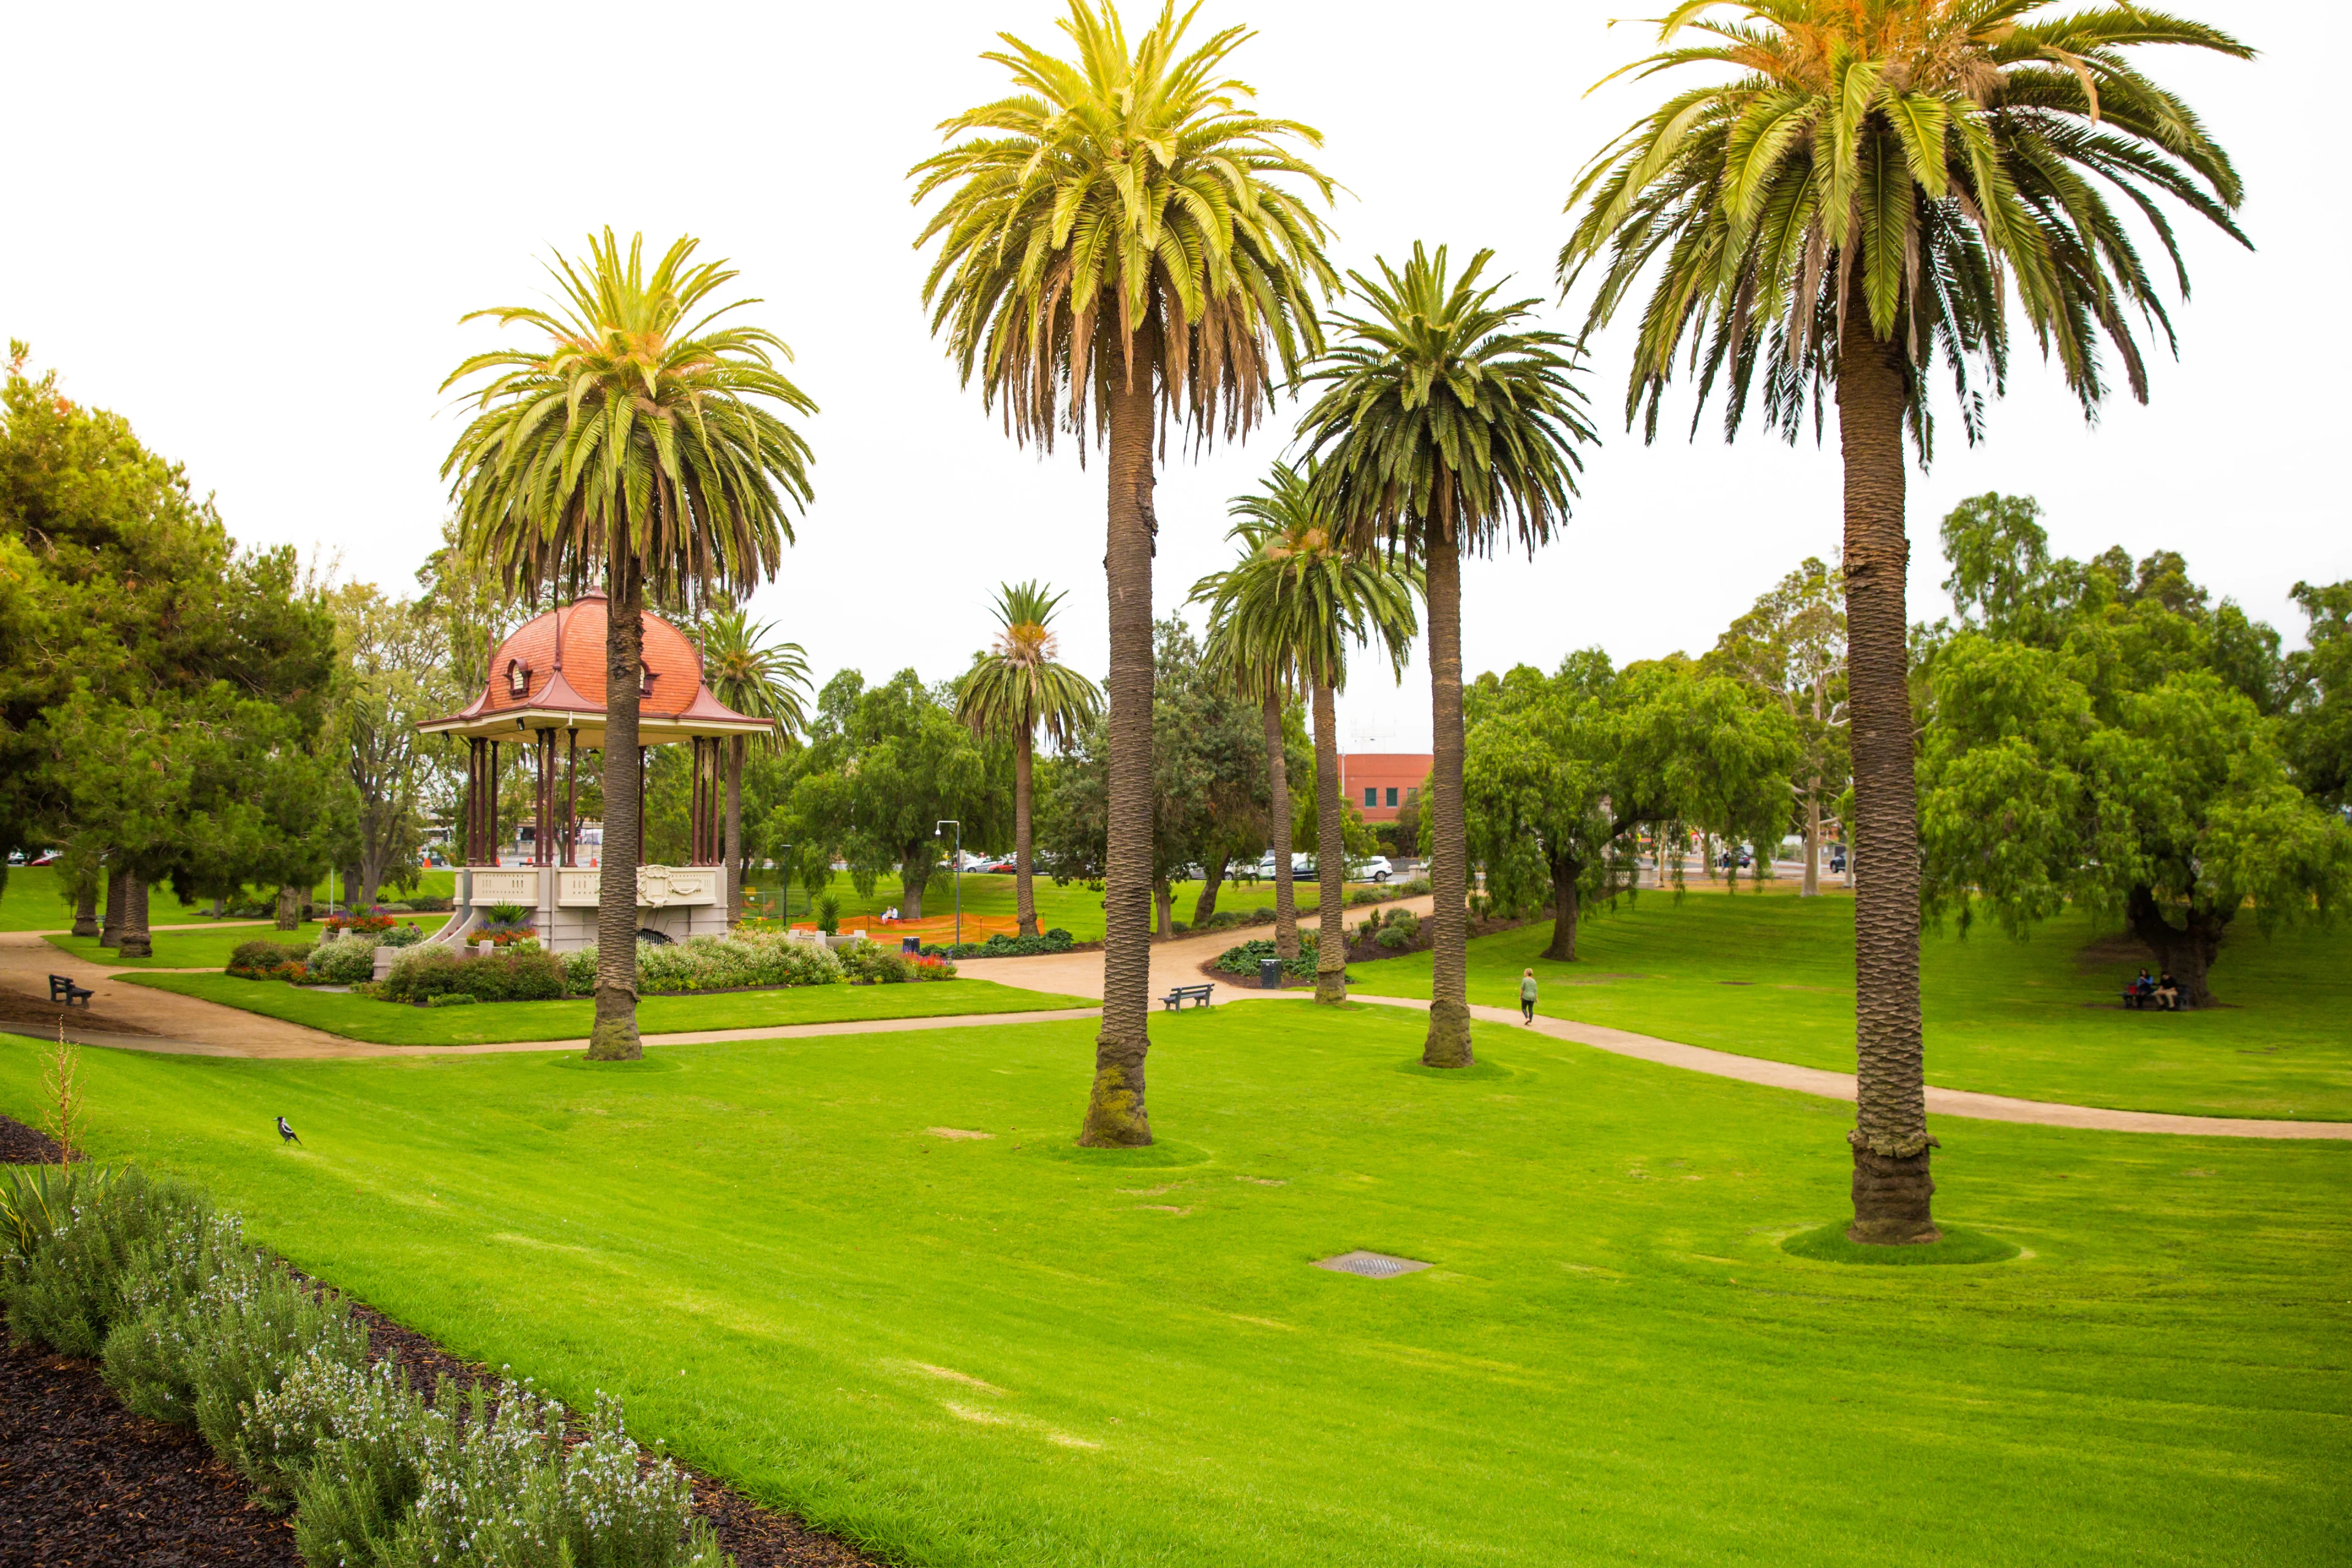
[7,925,2348,1139]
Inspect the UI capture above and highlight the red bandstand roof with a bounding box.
[417,592,775,748]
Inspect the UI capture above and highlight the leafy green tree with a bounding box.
[1298,244,1594,1064]
[2285,581,2352,810]
[323,584,456,907]
[1559,2,2252,1244]
[699,605,813,923]
[1706,557,1847,893]
[780,670,1002,919]
[914,0,1337,1146]
[1193,461,1419,1002]
[442,231,816,1060]
[956,583,1102,937]
[1466,653,1797,959]
[1920,507,2348,1006]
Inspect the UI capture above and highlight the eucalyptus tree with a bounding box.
[442,230,815,1060]
[913,0,1338,1145]
[957,582,1102,937]
[700,606,813,923]
[1193,461,1419,1001]
[1297,245,1593,1061]
[1559,0,2250,1244]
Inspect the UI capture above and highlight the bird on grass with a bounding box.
[276,1116,301,1146]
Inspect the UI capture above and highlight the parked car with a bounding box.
[1349,855,1395,883]
[27,850,61,867]
[979,858,1017,874]
[1829,846,1849,873]
[1717,846,1754,870]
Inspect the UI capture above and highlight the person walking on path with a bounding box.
[1520,968,1539,1025]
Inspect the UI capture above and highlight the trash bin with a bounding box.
[1259,957,1284,990]
[902,936,922,956]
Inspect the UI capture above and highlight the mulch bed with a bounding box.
[0,1115,878,1568]
[0,984,159,1040]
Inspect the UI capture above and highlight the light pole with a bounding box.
[936,819,962,948]
[776,843,792,925]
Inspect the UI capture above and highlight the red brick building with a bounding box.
[1338,753,1431,822]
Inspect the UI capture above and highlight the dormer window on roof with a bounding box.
[640,666,657,698]
[507,659,532,699]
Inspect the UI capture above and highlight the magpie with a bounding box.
[276,1116,301,1146]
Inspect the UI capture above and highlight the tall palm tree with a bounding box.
[699,606,813,924]
[1297,244,1594,1064]
[442,230,816,1061]
[1558,0,2249,1245]
[913,0,1336,1146]
[957,582,1104,938]
[1193,461,1419,1001]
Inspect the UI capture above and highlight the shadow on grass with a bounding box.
[1780,1224,2021,1266]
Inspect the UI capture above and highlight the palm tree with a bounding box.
[1297,244,1594,1065]
[1193,461,1419,1001]
[913,0,1336,1146]
[442,230,816,1061]
[699,606,813,925]
[957,582,1104,938]
[1558,0,2249,1245]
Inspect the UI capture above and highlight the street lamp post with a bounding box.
[936,820,962,949]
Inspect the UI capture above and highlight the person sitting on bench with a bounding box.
[2154,971,2181,1011]
[2127,969,2155,1009]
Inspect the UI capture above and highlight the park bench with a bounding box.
[1161,983,1215,1012]
[48,974,92,1008]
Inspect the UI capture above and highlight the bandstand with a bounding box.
[415,591,774,953]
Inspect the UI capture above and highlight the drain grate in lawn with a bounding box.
[1314,1250,1432,1278]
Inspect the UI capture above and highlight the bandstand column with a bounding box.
[563,731,578,867]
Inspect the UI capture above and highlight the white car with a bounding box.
[1350,855,1395,883]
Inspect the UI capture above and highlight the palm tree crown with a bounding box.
[442,230,816,606]
[910,0,1340,449]
[1558,0,2252,451]
[957,582,1104,748]
[1194,461,1420,699]
[1297,245,1594,559]
[701,608,813,747]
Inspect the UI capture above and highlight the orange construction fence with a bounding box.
[791,912,1021,942]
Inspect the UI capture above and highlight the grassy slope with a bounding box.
[4,1006,2341,1567]
[45,922,341,969]
[1343,889,2352,1120]
[120,973,1094,1045]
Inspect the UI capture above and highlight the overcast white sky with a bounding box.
[10,1,2341,750]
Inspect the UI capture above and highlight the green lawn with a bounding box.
[0,866,77,931]
[45,922,343,969]
[2,1005,2340,1566]
[748,870,1386,943]
[121,971,1094,1045]
[1344,891,2352,1120]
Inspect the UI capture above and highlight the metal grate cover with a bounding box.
[1314,1250,1433,1279]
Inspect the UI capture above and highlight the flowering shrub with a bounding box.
[612,931,848,995]
[307,935,380,986]
[842,944,956,984]
[227,939,315,979]
[1,1165,211,1356]
[323,909,396,935]
[384,947,565,1004]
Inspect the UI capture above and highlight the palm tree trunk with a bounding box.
[1080,365,1156,1146]
[1422,516,1474,1069]
[1837,303,1935,1244]
[1312,680,1346,1005]
[726,734,745,927]
[1803,785,1822,897]
[100,868,125,948]
[1264,692,1298,961]
[118,875,151,959]
[1014,724,1039,938]
[590,557,646,1061]
[72,878,99,939]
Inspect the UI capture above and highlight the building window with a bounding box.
[1385,787,1398,807]
[640,666,657,698]
[506,659,530,698]
[1363,786,1377,807]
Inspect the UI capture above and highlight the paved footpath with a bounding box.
[7,924,2346,1139]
